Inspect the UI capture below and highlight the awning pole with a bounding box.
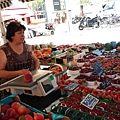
[0,11,7,44]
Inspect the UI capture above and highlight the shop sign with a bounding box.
[92,62,105,77]
[53,0,61,11]
[81,94,99,110]
[100,78,111,89]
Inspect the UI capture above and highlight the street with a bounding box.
[25,22,120,45]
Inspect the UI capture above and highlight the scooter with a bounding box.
[78,15,100,30]
[45,22,55,35]
[72,16,81,24]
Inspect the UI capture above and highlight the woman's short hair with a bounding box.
[6,21,26,42]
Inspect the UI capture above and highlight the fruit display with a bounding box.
[0,101,48,120]
[57,73,87,90]
[68,66,81,75]
[49,65,67,75]
[34,48,52,59]
[51,86,120,120]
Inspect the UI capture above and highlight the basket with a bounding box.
[49,64,68,82]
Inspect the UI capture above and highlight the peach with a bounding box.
[18,105,27,115]
[24,70,33,83]
[1,104,11,113]
[26,108,31,114]
[11,102,21,111]
[0,111,2,118]
[14,111,20,119]
[34,112,44,120]
[9,118,16,120]
[25,114,33,120]
[6,108,16,118]
[2,114,9,120]
[18,115,25,120]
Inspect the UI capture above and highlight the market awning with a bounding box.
[0,0,12,9]
[0,0,35,44]
[18,0,34,2]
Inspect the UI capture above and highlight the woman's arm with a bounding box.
[32,51,40,70]
[0,50,28,79]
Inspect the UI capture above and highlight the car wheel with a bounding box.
[32,30,36,37]
[40,33,43,36]
[51,31,54,35]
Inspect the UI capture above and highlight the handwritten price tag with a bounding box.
[81,94,99,110]
[92,62,105,77]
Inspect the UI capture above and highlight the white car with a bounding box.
[26,24,51,38]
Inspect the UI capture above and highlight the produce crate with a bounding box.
[0,94,70,120]
[0,94,48,116]
[50,105,111,120]
[55,52,82,65]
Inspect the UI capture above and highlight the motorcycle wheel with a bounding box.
[100,21,108,28]
[93,22,99,28]
[78,26,84,30]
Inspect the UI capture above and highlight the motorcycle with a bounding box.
[78,15,100,30]
[72,16,81,24]
[45,22,55,35]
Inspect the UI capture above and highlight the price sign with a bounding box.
[81,94,99,110]
[92,50,102,56]
[67,55,73,63]
[100,78,111,89]
[64,83,79,91]
[92,62,105,77]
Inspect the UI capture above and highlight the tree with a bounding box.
[79,0,90,4]
[27,0,43,19]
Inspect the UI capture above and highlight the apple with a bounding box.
[34,112,44,120]
[11,102,21,111]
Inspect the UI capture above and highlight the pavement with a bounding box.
[25,21,120,46]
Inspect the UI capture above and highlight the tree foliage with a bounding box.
[79,0,90,4]
[27,0,43,11]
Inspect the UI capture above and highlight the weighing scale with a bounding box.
[0,70,58,97]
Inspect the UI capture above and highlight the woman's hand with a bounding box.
[17,69,29,76]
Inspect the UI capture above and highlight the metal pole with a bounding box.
[65,0,72,32]
[43,0,48,22]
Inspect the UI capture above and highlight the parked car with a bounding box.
[26,24,51,38]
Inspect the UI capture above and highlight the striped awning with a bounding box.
[0,0,12,9]
[18,0,34,2]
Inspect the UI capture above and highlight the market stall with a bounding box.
[1,41,120,120]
